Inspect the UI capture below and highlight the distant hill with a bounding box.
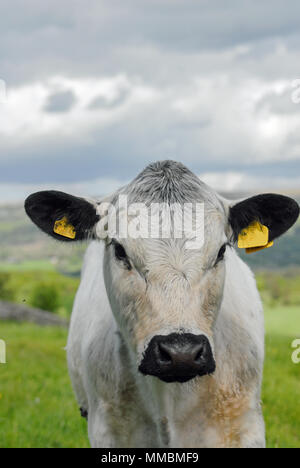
[0,195,299,273]
[0,203,86,275]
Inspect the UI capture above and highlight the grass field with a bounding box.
[0,306,300,448]
[263,306,300,448]
[0,322,89,448]
[0,260,56,272]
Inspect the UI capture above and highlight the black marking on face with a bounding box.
[111,240,132,270]
[80,407,88,420]
[214,243,227,266]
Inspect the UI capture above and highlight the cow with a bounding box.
[25,160,299,448]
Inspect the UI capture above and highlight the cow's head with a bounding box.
[25,161,299,383]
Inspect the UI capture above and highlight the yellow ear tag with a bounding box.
[53,216,76,239]
[245,241,274,254]
[238,221,269,249]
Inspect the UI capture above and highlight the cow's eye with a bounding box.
[215,244,227,264]
[113,242,131,269]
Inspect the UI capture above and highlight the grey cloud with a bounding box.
[44,90,76,113]
[88,88,130,110]
[1,1,300,86]
[257,91,300,115]
[1,132,300,186]
[1,0,300,191]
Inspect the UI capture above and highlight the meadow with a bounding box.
[0,303,299,448]
[0,212,300,448]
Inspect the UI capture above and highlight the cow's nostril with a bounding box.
[194,344,205,363]
[157,341,207,367]
[157,343,173,364]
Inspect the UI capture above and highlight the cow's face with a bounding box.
[24,161,299,384]
[102,207,226,383]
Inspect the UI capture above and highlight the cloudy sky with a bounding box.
[1,0,300,202]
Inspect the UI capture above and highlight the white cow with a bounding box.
[25,161,299,448]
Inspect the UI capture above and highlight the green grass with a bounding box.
[0,322,89,448]
[263,305,300,448]
[0,305,300,448]
[0,260,56,272]
[263,334,300,448]
[265,305,300,337]
[0,271,79,317]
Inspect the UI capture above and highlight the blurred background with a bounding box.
[0,0,299,448]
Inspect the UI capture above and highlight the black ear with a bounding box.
[229,194,299,242]
[24,191,100,242]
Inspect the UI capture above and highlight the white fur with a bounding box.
[67,240,265,448]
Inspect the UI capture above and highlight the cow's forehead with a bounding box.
[121,208,225,253]
[106,160,228,273]
[114,206,226,280]
[112,160,224,208]
[112,160,226,247]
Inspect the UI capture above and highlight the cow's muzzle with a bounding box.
[138,333,216,383]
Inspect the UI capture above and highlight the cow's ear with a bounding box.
[229,193,299,243]
[25,190,100,242]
